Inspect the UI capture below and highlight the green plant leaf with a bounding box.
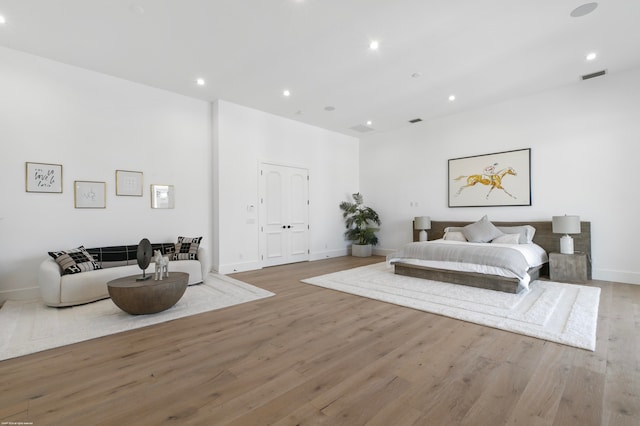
[338,193,381,246]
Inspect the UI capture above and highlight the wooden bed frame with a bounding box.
[393,220,592,293]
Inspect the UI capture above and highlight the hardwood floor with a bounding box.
[1,256,638,425]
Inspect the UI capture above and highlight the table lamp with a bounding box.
[552,215,580,254]
[414,216,431,242]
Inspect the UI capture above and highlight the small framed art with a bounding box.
[151,184,175,209]
[74,181,106,208]
[26,162,63,193]
[116,170,143,196]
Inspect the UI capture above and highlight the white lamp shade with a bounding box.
[414,216,431,230]
[552,215,581,234]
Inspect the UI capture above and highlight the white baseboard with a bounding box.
[592,269,640,285]
[309,248,349,261]
[310,247,389,261]
[0,286,41,304]
[216,260,263,275]
[218,249,356,274]
[372,247,395,257]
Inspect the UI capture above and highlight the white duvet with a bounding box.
[387,239,548,290]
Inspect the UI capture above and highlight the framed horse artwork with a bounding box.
[448,148,531,207]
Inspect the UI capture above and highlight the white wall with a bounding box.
[214,100,359,273]
[0,47,359,301]
[360,68,640,284]
[7,41,633,302]
[0,47,212,302]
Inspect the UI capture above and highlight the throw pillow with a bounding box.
[48,246,102,275]
[462,215,503,243]
[496,225,536,244]
[173,236,202,260]
[491,233,521,244]
[444,231,467,242]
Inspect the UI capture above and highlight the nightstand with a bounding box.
[549,252,588,284]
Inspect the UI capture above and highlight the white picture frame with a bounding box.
[26,162,63,193]
[74,181,106,209]
[116,170,143,196]
[151,184,175,209]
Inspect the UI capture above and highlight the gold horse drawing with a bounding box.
[454,167,518,199]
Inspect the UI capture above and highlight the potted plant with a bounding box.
[339,192,381,257]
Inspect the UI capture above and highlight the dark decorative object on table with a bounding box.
[136,238,152,281]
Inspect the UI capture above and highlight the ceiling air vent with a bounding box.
[408,118,423,124]
[349,124,374,133]
[581,69,607,81]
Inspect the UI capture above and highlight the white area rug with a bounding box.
[302,263,600,351]
[0,273,274,361]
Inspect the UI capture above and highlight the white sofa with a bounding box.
[39,246,208,307]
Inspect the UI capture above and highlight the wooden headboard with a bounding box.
[413,220,592,278]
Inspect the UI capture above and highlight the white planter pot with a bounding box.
[351,244,372,257]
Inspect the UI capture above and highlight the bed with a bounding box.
[388,217,591,293]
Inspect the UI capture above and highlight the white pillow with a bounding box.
[444,231,467,242]
[462,215,503,243]
[496,225,536,244]
[491,233,520,244]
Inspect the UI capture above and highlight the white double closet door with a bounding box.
[260,162,309,267]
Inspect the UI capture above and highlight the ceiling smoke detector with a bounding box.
[129,5,145,15]
[570,2,598,18]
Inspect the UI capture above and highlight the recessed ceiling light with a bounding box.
[449,95,456,101]
[570,2,598,18]
[283,89,291,97]
[366,120,373,126]
[586,52,597,61]
[196,78,205,86]
[0,15,6,24]
[369,40,379,50]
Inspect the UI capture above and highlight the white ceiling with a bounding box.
[1,0,639,136]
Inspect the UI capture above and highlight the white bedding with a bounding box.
[387,239,548,290]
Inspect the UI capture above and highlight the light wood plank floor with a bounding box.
[1,256,638,425]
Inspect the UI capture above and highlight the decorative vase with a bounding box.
[351,244,372,257]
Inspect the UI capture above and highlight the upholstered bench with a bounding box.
[39,238,208,307]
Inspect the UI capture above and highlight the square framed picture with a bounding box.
[116,170,143,196]
[74,181,106,208]
[448,148,531,207]
[26,162,63,193]
[151,184,175,209]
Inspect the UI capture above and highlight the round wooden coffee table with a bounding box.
[107,272,189,315]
